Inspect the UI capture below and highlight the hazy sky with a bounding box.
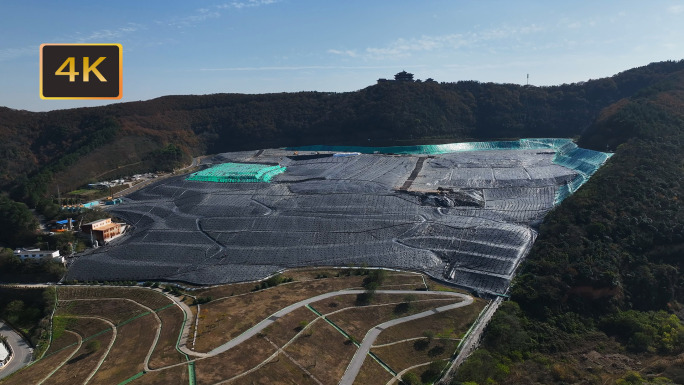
[1,0,683,111]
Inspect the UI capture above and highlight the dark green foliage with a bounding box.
[413,338,430,351]
[0,248,65,283]
[362,269,387,289]
[394,301,412,314]
[163,285,183,296]
[355,291,373,306]
[599,310,684,354]
[0,287,53,347]
[11,116,120,207]
[252,273,294,291]
[0,194,38,247]
[85,339,101,354]
[458,62,684,384]
[454,349,511,384]
[512,85,684,317]
[144,143,187,172]
[401,372,421,385]
[192,296,212,305]
[356,269,387,305]
[421,361,448,383]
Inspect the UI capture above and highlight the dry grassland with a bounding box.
[352,357,394,385]
[194,335,276,384]
[284,322,357,385]
[374,299,486,345]
[194,275,364,352]
[89,315,158,384]
[149,304,187,368]
[326,298,464,342]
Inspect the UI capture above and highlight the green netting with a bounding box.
[287,138,573,155]
[187,163,286,183]
[552,142,613,204]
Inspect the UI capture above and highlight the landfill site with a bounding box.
[67,139,612,296]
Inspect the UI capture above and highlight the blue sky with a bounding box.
[1,0,683,111]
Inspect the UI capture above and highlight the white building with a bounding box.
[0,338,10,366]
[13,249,64,264]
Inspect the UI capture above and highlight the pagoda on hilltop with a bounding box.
[394,70,414,81]
[377,70,417,83]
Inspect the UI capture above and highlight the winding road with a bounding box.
[339,292,473,385]
[206,289,471,358]
[0,320,33,380]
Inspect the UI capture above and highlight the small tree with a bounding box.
[401,371,421,385]
[85,339,101,354]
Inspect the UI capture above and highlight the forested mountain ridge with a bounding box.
[2,60,684,201]
[453,67,684,384]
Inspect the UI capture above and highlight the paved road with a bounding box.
[0,320,33,380]
[338,292,473,385]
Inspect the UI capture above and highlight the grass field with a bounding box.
[88,315,158,384]
[1,344,79,385]
[283,321,358,385]
[325,298,463,342]
[148,304,187,368]
[236,352,322,385]
[1,270,484,385]
[374,299,487,345]
[194,335,276,384]
[193,275,366,352]
[371,338,459,373]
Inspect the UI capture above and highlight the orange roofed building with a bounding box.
[81,218,122,244]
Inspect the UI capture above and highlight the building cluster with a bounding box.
[15,218,125,266]
[377,71,436,84]
[80,218,123,247]
[88,173,158,190]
